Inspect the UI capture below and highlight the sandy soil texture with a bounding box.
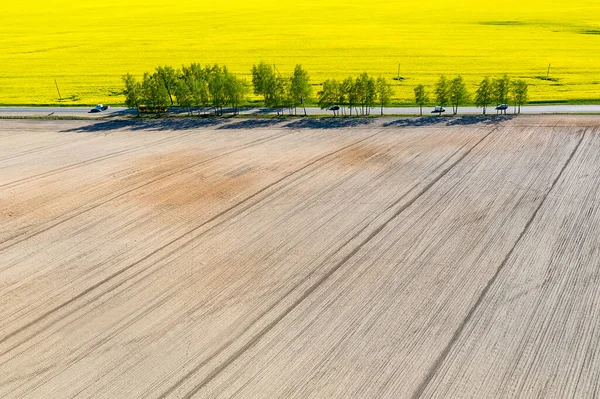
[1,116,600,398]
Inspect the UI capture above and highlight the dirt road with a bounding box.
[1,116,600,398]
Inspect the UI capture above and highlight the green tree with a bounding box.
[173,72,194,115]
[224,70,247,115]
[318,79,340,116]
[208,64,226,115]
[141,72,169,111]
[375,76,393,116]
[511,79,528,114]
[156,65,177,106]
[273,75,292,116]
[290,64,312,116]
[492,74,511,113]
[122,73,141,113]
[180,63,209,114]
[413,84,429,116]
[355,73,376,115]
[449,76,470,114]
[342,77,355,116]
[251,62,277,107]
[435,75,450,108]
[475,77,492,115]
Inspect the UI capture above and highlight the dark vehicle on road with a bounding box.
[495,104,509,114]
[90,104,110,113]
[431,106,445,115]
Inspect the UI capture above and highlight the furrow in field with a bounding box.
[189,123,583,398]
[0,123,484,398]
[0,127,379,340]
[417,127,600,398]
[157,119,502,399]
[0,128,289,249]
[0,127,206,189]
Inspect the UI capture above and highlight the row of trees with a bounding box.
[414,75,529,115]
[317,74,393,116]
[251,63,312,116]
[123,64,247,115]
[123,64,529,116]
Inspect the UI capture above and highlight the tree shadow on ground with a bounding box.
[217,119,283,130]
[60,117,224,133]
[383,115,517,128]
[285,118,373,129]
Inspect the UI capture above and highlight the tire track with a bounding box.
[0,130,384,352]
[0,130,201,189]
[0,141,77,163]
[409,128,587,399]
[0,132,100,164]
[0,130,289,252]
[157,123,503,399]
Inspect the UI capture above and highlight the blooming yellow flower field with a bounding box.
[0,0,599,105]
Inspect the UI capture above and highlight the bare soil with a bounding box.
[1,116,600,398]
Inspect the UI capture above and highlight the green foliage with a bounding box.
[141,72,170,109]
[155,66,177,106]
[511,79,529,113]
[435,75,450,107]
[251,62,277,106]
[319,73,376,116]
[122,73,141,110]
[272,75,292,115]
[224,70,248,115]
[173,75,193,112]
[355,72,376,115]
[207,64,227,115]
[290,65,312,115]
[413,84,429,115]
[375,77,393,115]
[449,75,470,114]
[492,74,511,105]
[475,77,492,114]
[180,63,209,110]
[318,79,340,115]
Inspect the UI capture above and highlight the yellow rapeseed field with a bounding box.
[0,0,599,105]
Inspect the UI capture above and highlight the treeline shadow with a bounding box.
[217,119,283,130]
[383,114,517,128]
[60,117,224,133]
[284,118,373,129]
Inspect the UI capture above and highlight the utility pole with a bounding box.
[393,63,403,81]
[546,63,551,80]
[54,79,62,100]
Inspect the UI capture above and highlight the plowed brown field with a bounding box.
[2,116,600,398]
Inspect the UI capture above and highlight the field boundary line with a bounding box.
[162,122,504,399]
[0,130,384,352]
[410,128,587,399]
